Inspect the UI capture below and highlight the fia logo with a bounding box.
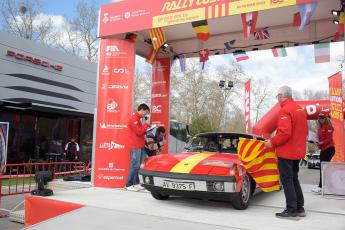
[105,45,120,56]
[102,13,109,24]
[152,105,162,113]
[107,99,119,112]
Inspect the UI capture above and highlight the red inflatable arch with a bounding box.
[252,100,343,138]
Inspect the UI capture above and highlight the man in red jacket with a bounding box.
[125,103,150,191]
[264,86,308,220]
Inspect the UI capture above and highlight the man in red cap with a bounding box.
[265,85,308,220]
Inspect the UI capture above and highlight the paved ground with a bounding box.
[0,167,321,230]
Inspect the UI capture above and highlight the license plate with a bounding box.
[162,180,195,191]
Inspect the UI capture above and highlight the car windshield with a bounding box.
[185,135,239,154]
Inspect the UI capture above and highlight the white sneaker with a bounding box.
[125,185,140,192]
[311,187,322,194]
[133,184,145,190]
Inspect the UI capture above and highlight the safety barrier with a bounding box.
[0,161,90,197]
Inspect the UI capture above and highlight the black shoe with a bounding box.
[275,209,300,220]
[296,207,306,217]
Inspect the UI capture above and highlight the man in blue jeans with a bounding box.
[125,103,150,191]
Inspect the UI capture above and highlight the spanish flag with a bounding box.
[148,27,166,50]
[192,20,209,41]
[237,138,280,192]
[146,47,160,64]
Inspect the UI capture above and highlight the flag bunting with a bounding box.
[125,33,138,43]
[241,12,258,38]
[272,47,287,57]
[297,2,318,30]
[148,27,166,50]
[233,50,249,62]
[237,138,280,192]
[254,27,270,40]
[314,43,330,64]
[192,20,210,41]
[224,39,236,50]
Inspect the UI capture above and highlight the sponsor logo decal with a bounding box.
[152,105,162,113]
[99,123,127,130]
[152,94,167,98]
[107,99,119,113]
[99,141,125,150]
[102,65,109,75]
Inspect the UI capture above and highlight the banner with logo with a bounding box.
[94,39,135,187]
[244,80,251,133]
[0,122,9,170]
[99,0,316,37]
[328,72,345,162]
[151,57,170,155]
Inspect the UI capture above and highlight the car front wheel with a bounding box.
[232,174,252,210]
[151,192,170,200]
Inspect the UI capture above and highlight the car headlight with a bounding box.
[213,182,225,192]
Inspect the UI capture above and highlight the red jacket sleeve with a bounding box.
[128,115,148,137]
[270,109,292,147]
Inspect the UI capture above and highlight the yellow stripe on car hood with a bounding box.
[169,153,215,173]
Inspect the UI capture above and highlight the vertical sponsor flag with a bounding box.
[253,28,270,40]
[241,12,258,38]
[272,47,287,57]
[244,80,251,134]
[297,2,318,30]
[328,72,345,162]
[148,27,166,50]
[314,43,330,63]
[192,20,210,41]
[94,39,135,188]
[146,47,160,64]
[233,50,249,62]
[224,39,236,50]
[237,138,280,192]
[151,58,171,155]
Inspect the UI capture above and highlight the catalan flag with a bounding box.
[146,47,160,64]
[237,138,280,192]
[148,27,166,50]
[192,20,210,41]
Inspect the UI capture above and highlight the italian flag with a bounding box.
[272,47,287,57]
[314,43,330,63]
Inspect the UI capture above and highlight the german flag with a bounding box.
[148,27,166,50]
[146,47,160,64]
[237,138,280,192]
[192,20,209,41]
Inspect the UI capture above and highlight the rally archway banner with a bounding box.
[94,39,135,188]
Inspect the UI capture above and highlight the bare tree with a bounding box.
[66,0,99,61]
[0,0,56,44]
[250,77,274,123]
[133,59,152,111]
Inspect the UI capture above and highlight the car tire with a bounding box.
[232,174,252,210]
[151,192,170,200]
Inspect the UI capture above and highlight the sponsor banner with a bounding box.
[244,80,251,134]
[99,0,313,37]
[94,39,135,188]
[0,122,9,170]
[328,72,345,162]
[151,57,170,155]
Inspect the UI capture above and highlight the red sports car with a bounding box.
[139,132,264,210]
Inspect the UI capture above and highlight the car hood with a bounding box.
[142,152,242,176]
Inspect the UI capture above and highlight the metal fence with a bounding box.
[0,161,90,197]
